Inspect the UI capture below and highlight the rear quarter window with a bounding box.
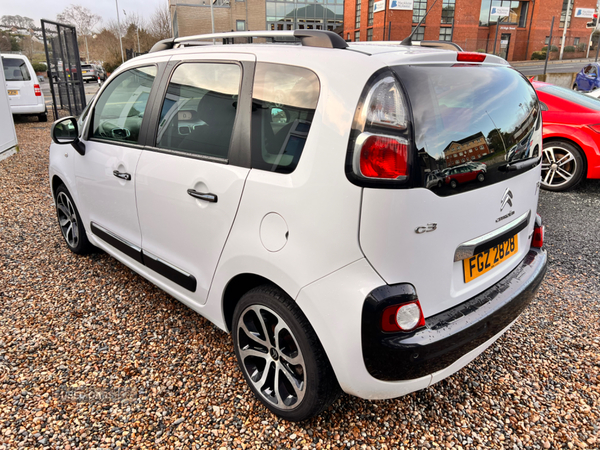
[251,63,320,174]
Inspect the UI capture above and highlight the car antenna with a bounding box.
[400,0,440,46]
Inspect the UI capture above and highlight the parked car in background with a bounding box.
[2,54,47,122]
[94,64,107,81]
[49,30,547,421]
[80,64,99,82]
[573,63,600,92]
[533,81,600,191]
[443,163,486,188]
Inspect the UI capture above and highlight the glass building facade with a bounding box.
[267,0,344,31]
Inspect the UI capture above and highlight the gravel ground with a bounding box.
[0,117,598,449]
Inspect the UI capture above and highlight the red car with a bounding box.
[533,81,600,191]
[443,163,486,189]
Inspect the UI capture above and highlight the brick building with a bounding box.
[344,0,598,61]
[444,132,491,167]
[170,0,343,38]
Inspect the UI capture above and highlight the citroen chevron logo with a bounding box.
[501,188,513,211]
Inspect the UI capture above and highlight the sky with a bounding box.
[1,0,167,30]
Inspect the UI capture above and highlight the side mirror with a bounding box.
[51,116,86,155]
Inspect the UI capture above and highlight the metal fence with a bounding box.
[41,19,86,119]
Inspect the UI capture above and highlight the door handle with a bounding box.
[187,189,218,203]
[113,170,131,181]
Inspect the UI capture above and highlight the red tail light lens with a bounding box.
[532,213,544,248]
[359,134,408,179]
[34,84,42,96]
[457,52,486,63]
[381,301,426,332]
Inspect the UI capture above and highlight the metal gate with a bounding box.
[41,20,86,119]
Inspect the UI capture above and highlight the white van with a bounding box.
[2,54,47,122]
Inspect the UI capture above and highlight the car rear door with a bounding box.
[356,63,543,318]
[134,53,255,306]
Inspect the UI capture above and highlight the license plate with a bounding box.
[463,235,518,283]
[82,70,88,73]
[8,90,18,95]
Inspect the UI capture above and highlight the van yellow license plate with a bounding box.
[463,235,518,283]
[8,90,18,96]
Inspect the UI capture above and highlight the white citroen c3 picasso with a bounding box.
[48,30,547,421]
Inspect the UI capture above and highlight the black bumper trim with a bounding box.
[361,248,547,381]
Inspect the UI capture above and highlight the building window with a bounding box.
[368,0,374,25]
[412,25,425,41]
[574,37,580,45]
[413,0,427,23]
[439,27,452,41]
[355,30,360,41]
[236,20,246,31]
[441,0,455,24]
[266,1,343,34]
[560,0,571,28]
[481,0,527,26]
[545,36,550,45]
[367,28,373,40]
[355,0,362,28]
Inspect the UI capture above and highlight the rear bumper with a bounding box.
[362,248,547,381]
[11,103,46,115]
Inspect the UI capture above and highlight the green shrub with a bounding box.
[531,51,547,60]
[564,45,576,52]
[577,43,586,52]
[32,63,46,73]
[476,48,486,53]
[103,61,120,74]
[541,45,559,52]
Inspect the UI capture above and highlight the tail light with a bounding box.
[532,213,544,248]
[381,300,426,332]
[34,84,42,96]
[457,52,486,63]
[347,72,411,185]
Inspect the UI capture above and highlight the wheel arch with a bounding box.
[222,273,290,332]
[51,174,66,198]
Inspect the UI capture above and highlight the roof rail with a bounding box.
[149,30,348,53]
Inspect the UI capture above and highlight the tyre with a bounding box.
[38,109,48,122]
[573,83,578,91]
[450,179,458,189]
[541,140,585,191]
[232,285,340,421]
[477,173,485,182]
[54,185,93,254]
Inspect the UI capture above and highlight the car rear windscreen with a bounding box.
[3,58,31,81]
[393,64,540,195]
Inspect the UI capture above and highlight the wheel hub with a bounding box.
[270,347,279,360]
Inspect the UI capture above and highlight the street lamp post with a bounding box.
[115,0,125,63]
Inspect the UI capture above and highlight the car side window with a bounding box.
[91,65,157,144]
[155,63,241,159]
[251,62,320,174]
[591,66,598,76]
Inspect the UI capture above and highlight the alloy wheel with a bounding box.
[56,192,79,248]
[236,304,306,410]
[541,145,578,189]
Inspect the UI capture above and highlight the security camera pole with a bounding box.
[115,0,125,63]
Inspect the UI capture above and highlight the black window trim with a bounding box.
[85,62,163,149]
[143,58,255,168]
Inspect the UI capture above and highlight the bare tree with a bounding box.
[1,15,35,29]
[56,5,101,35]
[148,4,172,42]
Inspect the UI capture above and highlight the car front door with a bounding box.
[74,63,162,260]
[134,54,255,306]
